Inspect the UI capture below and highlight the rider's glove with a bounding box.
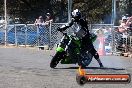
[57,25,67,32]
[57,27,63,32]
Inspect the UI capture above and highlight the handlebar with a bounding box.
[57,27,67,35]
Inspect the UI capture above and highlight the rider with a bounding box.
[58,9,104,67]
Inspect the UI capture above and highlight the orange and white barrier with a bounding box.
[97,36,105,56]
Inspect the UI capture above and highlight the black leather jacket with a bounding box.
[59,18,90,39]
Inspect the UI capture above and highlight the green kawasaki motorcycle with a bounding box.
[50,28,97,68]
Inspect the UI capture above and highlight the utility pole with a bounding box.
[111,0,116,25]
[68,0,72,22]
[4,0,7,46]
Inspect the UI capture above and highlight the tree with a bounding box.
[0,0,112,23]
[73,0,112,23]
[126,0,132,16]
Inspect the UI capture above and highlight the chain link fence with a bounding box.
[0,23,116,53]
[49,23,65,49]
[90,24,132,55]
[0,23,65,48]
[7,24,37,46]
[1,23,132,55]
[50,23,116,55]
[0,23,5,45]
[0,24,50,47]
[49,23,78,49]
[112,26,132,54]
[90,24,114,55]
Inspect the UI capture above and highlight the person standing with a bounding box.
[126,16,132,35]
[34,16,46,46]
[34,16,45,26]
[44,13,53,49]
[118,16,128,33]
[45,13,53,26]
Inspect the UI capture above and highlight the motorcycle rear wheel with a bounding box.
[78,51,93,68]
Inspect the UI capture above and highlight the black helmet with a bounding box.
[71,9,81,19]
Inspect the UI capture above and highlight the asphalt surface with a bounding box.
[0,47,132,88]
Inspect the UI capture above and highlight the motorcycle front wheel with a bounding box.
[50,51,65,68]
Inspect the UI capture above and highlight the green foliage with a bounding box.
[73,0,112,23]
[0,0,112,23]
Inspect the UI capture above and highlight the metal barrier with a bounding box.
[1,22,132,56]
[7,24,37,46]
[50,23,116,55]
[0,24,50,47]
[0,23,5,45]
[112,26,132,54]
[0,23,66,48]
[50,23,65,48]
[90,24,132,55]
[2,23,130,55]
[49,23,76,49]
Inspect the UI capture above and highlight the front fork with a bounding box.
[57,35,71,53]
[65,39,81,62]
[64,40,72,51]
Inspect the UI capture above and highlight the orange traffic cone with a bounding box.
[97,37,105,56]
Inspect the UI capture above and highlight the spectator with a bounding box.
[118,16,129,33]
[125,16,132,35]
[34,16,46,46]
[34,16,45,26]
[45,13,53,26]
[117,16,132,52]
[44,13,54,49]
[126,16,132,25]
[0,16,5,25]
[0,16,5,28]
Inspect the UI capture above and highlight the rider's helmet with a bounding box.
[46,13,51,17]
[71,9,81,20]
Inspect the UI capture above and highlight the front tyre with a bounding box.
[50,52,65,68]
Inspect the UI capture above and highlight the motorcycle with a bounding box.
[50,27,97,68]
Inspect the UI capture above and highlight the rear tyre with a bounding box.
[78,51,93,68]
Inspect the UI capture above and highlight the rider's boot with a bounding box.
[96,58,104,67]
[99,63,104,67]
[94,52,104,67]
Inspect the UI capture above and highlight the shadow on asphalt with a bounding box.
[55,67,125,70]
